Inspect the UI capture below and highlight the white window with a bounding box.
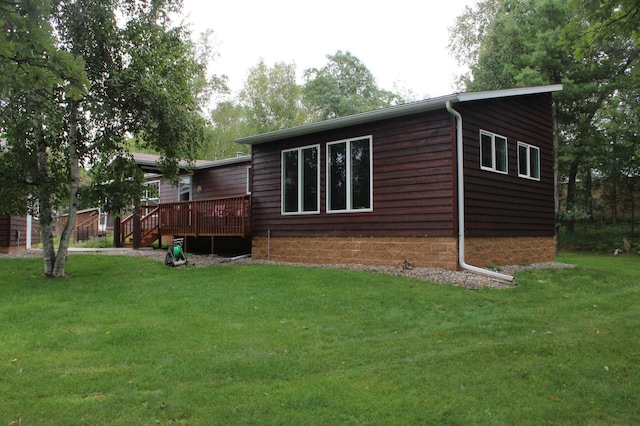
[179,176,191,201]
[518,142,541,180]
[327,136,373,213]
[143,180,160,205]
[282,145,320,214]
[480,130,508,174]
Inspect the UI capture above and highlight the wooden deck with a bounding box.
[121,195,251,247]
[159,195,251,238]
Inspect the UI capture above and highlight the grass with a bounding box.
[1,253,639,425]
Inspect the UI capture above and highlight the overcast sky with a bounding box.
[180,0,475,100]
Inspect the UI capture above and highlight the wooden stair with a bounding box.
[120,206,160,248]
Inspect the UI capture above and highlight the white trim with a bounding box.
[133,152,250,171]
[517,141,541,181]
[179,176,192,202]
[479,130,509,175]
[281,144,320,215]
[456,84,563,102]
[26,214,32,249]
[326,135,373,214]
[246,166,252,194]
[143,180,160,205]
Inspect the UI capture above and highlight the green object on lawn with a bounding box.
[173,245,181,258]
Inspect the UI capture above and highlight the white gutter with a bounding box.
[445,100,514,283]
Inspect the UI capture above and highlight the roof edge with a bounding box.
[132,153,251,172]
[236,84,563,146]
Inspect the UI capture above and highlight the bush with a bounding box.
[558,224,639,254]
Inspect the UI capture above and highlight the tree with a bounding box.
[449,0,640,231]
[201,101,251,160]
[0,0,213,277]
[567,0,640,58]
[239,59,310,134]
[203,59,311,160]
[302,50,403,120]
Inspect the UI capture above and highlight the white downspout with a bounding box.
[26,214,32,249]
[445,101,514,283]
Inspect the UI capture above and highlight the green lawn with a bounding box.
[1,253,639,425]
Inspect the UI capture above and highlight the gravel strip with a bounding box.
[1,249,574,289]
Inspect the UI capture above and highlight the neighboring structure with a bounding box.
[1,137,41,252]
[53,207,110,242]
[237,85,562,277]
[0,214,40,253]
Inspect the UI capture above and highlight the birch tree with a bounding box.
[0,0,212,277]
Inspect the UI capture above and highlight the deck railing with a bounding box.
[158,195,251,238]
[119,196,250,247]
[121,206,159,244]
[74,214,99,242]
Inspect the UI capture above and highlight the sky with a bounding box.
[180,0,475,101]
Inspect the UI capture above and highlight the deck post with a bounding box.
[114,215,122,247]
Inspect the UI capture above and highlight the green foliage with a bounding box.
[1,254,640,424]
[86,154,146,216]
[558,224,640,254]
[567,0,640,59]
[202,59,310,160]
[1,0,219,276]
[201,101,251,159]
[239,59,310,134]
[303,50,403,120]
[203,53,406,160]
[449,0,640,229]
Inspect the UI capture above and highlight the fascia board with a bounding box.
[236,84,563,146]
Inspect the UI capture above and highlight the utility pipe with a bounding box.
[445,101,514,283]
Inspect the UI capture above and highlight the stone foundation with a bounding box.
[252,235,556,270]
[0,244,28,254]
[252,236,459,270]
[464,236,556,267]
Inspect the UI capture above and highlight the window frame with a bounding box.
[517,141,541,181]
[281,144,320,215]
[326,135,374,214]
[246,166,252,194]
[142,180,160,205]
[479,130,509,175]
[178,176,191,201]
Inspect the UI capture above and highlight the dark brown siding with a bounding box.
[149,161,250,203]
[193,161,250,201]
[31,217,40,245]
[457,93,555,237]
[251,111,457,238]
[159,178,178,203]
[0,215,10,248]
[0,215,39,249]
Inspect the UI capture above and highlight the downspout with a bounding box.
[445,100,514,283]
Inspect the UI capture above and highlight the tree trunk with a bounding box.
[585,167,593,227]
[36,129,56,277]
[552,98,560,255]
[565,159,580,233]
[52,105,81,277]
[629,178,636,236]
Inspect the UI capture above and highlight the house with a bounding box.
[127,153,252,253]
[1,137,41,252]
[0,214,40,253]
[237,85,563,279]
[53,207,110,242]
